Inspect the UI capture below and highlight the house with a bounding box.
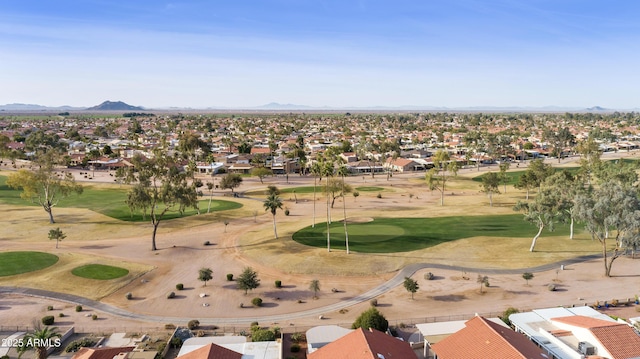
[510,306,640,359]
[177,336,281,359]
[430,316,546,359]
[383,157,423,172]
[306,325,353,354]
[72,346,135,359]
[308,327,417,359]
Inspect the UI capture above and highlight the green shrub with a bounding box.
[290,332,306,343]
[155,343,167,359]
[500,307,520,327]
[176,283,184,290]
[352,307,388,332]
[75,305,82,312]
[125,292,133,300]
[170,337,183,348]
[251,328,275,342]
[91,314,98,320]
[252,297,263,307]
[167,291,176,299]
[1,355,10,359]
[284,209,290,216]
[42,315,55,325]
[187,319,200,330]
[370,299,378,307]
[227,273,234,281]
[47,305,54,311]
[290,344,300,353]
[275,280,282,288]
[65,338,97,353]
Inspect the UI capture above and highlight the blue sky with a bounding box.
[1,1,639,109]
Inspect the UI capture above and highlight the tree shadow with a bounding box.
[79,245,113,250]
[262,290,312,300]
[260,302,279,308]
[430,294,466,302]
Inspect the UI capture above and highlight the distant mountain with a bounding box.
[86,101,144,111]
[0,103,82,111]
[586,106,609,112]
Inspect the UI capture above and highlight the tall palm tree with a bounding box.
[18,325,61,359]
[263,192,283,239]
[337,165,350,254]
[322,160,335,252]
[310,161,323,228]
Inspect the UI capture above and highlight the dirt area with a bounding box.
[2,153,640,333]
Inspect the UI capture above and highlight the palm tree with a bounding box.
[310,161,322,228]
[337,165,350,254]
[322,160,335,252]
[263,192,283,238]
[19,324,61,359]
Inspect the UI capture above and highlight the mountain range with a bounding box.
[0,101,631,113]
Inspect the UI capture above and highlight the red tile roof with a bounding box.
[308,327,417,359]
[177,343,242,359]
[553,316,640,359]
[431,316,547,359]
[72,347,135,359]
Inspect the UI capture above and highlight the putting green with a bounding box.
[0,251,59,276]
[321,224,404,243]
[292,214,575,253]
[71,264,129,280]
[355,186,385,192]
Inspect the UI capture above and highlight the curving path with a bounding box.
[0,254,600,326]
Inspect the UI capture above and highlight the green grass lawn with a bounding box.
[71,264,129,280]
[0,175,242,221]
[471,167,580,185]
[292,214,576,253]
[0,251,59,276]
[355,186,385,192]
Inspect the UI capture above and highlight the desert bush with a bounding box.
[377,193,382,198]
[275,280,282,288]
[126,292,133,300]
[370,299,378,307]
[91,314,98,320]
[252,297,263,307]
[203,240,210,246]
[187,319,200,330]
[500,307,520,327]
[290,344,300,353]
[424,272,434,280]
[47,305,54,311]
[2,355,10,359]
[167,291,176,299]
[548,284,556,291]
[75,305,82,312]
[251,328,276,342]
[251,321,259,327]
[290,332,306,343]
[284,209,290,216]
[42,315,55,325]
[227,273,234,281]
[59,313,65,317]
[176,283,184,290]
[170,337,183,348]
[64,338,97,353]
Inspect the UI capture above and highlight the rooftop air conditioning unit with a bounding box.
[578,341,595,355]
